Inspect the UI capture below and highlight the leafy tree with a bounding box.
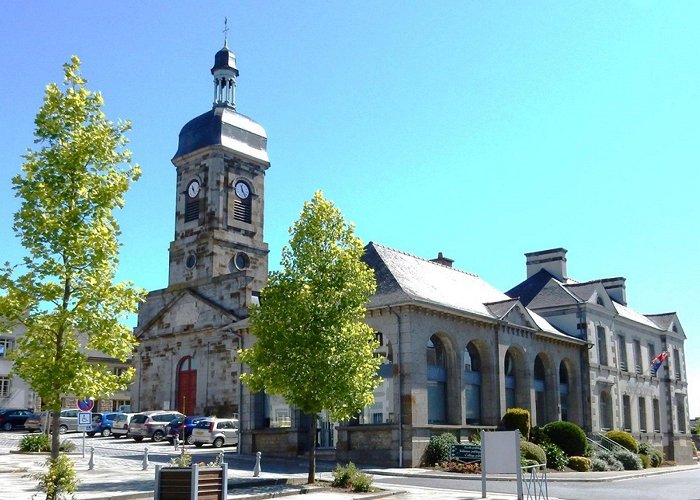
[0,56,143,464]
[240,191,380,483]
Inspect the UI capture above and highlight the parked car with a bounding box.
[192,418,239,448]
[110,413,135,439]
[87,412,122,437]
[0,408,34,431]
[128,411,184,442]
[166,415,209,444]
[22,409,79,434]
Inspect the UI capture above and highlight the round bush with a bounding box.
[568,456,592,472]
[544,421,587,457]
[591,457,608,471]
[520,440,546,465]
[605,430,639,453]
[638,442,663,467]
[529,426,550,446]
[423,433,457,466]
[639,453,650,469]
[541,442,568,470]
[613,448,643,470]
[595,449,624,471]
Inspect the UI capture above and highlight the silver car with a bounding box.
[192,418,239,448]
[128,410,184,442]
[110,413,135,438]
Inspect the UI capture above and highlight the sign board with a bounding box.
[78,411,92,425]
[77,398,95,412]
[450,444,481,462]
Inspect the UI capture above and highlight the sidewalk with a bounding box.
[0,448,696,500]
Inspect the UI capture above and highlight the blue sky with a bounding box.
[1,2,698,417]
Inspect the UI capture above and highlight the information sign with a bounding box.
[78,411,92,432]
[449,443,481,462]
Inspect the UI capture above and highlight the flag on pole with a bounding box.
[650,351,669,376]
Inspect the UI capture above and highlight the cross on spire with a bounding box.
[223,17,229,47]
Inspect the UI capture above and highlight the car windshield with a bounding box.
[194,420,212,428]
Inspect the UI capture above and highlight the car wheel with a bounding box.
[2,422,12,431]
[133,436,144,442]
[194,443,203,448]
[152,430,165,442]
[213,437,224,448]
[186,434,195,445]
[101,428,112,437]
[59,425,68,434]
[87,432,95,437]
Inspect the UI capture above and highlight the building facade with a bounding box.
[130,43,692,466]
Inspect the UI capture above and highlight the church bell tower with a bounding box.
[168,40,269,297]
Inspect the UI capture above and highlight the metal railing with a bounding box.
[522,463,548,500]
[587,433,627,454]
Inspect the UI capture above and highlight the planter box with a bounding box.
[154,464,228,500]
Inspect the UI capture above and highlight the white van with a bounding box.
[191,418,239,448]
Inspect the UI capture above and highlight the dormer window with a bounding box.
[596,296,605,306]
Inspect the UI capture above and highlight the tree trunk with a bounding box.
[307,414,316,484]
[50,410,61,460]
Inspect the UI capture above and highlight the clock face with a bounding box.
[234,181,250,199]
[187,179,200,198]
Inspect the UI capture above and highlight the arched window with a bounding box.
[600,390,613,431]
[427,335,447,424]
[559,362,570,421]
[504,350,516,410]
[177,356,197,415]
[534,355,547,425]
[464,342,482,424]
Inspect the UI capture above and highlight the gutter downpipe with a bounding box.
[224,327,244,455]
[389,306,404,468]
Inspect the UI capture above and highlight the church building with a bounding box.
[132,42,692,467]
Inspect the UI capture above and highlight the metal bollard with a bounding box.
[142,446,149,470]
[253,451,261,477]
[173,433,179,451]
[88,446,95,470]
[217,451,224,466]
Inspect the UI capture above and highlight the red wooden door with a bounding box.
[177,357,197,415]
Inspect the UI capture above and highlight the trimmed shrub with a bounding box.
[613,448,643,470]
[520,440,546,465]
[541,442,568,471]
[502,408,531,440]
[543,421,587,457]
[639,453,650,469]
[605,430,639,453]
[638,442,663,467]
[423,433,458,466]
[568,456,592,472]
[350,471,373,492]
[594,449,624,471]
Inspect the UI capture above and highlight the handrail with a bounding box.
[588,433,627,454]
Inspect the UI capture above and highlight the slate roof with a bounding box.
[363,242,568,338]
[505,269,554,306]
[644,313,677,331]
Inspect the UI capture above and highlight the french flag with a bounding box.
[650,351,669,376]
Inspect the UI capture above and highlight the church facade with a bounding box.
[132,43,692,466]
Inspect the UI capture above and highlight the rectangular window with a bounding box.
[653,398,660,432]
[617,336,627,371]
[0,376,9,398]
[622,395,632,431]
[647,343,656,367]
[638,397,647,432]
[597,326,608,365]
[0,338,12,358]
[634,340,642,374]
[673,349,682,380]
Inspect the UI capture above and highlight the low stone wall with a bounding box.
[336,424,398,467]
[251,428,308,457]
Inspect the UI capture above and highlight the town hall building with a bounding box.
[131,42,692,466]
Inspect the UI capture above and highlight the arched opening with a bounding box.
[504,350,517,410]
[534,355,547,425]
[177,356,197,415]
[599,390,613,431]
[559,362,570,421]
[427,335,448,424]
[464,342,482,424]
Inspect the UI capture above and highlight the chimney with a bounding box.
[525,248,567,281]
[431,252,454,268]
[601,277,627,306]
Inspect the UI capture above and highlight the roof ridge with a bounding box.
[645,312,677,317]
[370,242,479,277]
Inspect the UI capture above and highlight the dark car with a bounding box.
[0,408,34,431]
[87,412,122,437]
[166,415,208,444]
[128,411,184,442]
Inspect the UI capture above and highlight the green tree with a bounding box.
[239,191,381,483]
[0,56,143,467]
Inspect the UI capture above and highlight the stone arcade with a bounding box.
[132,43,692,466]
